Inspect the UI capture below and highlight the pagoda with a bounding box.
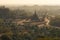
[30,11,40,22]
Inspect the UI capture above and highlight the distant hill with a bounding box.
[7,5,60,16]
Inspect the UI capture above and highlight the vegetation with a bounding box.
[0,6,60,40]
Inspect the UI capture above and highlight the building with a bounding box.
[23,11,50,26]
[13,11,50,26]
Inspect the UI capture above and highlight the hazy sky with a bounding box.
[0,0,60,6]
